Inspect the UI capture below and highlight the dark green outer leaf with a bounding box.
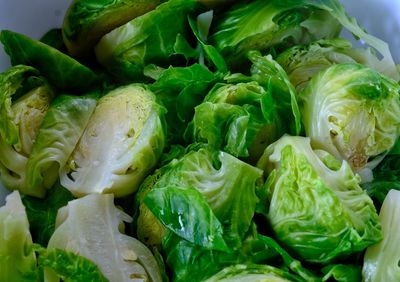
[144,185,229,252]
[22,184,74,246]
[0,30,97,90]
[162,225,281,282]
[40,29,66,52]
[362,154,400,211]
[258,235,319,282]
[321,264,361,282]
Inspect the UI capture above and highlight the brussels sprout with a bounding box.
[0,30,97,90]
[137,146,262,250]
[0,65,54,197]
[0,191,38,282]
[63,0,163,57]
[60,84,166,197]
[283,0,400,81]
[204,264,300,282]
[363,189,400,282]
[135,146,269,281]
[257,135,382,264]
[26,94,98,193]
[276,39,389,91]
[187,51,303,163]
[0,66,97,198]
[95,0,198,81]
[187,81,283,162]
[300,63,400,181]
[46,194,162,282]
[209,0,341,66]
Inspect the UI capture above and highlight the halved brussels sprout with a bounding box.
[95,0,198,81]
[0,191,38,282]
[63,0,164,57]
[300,63,400,181]
[209,0,341,66]
[46,193,162,282]
[276,39,390,91]
[257,135,382,264]
[363,189,400,282]
[60,84,166,197]
[26,94,98,192]
[0,65,54,197]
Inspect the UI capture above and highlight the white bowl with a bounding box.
[0,0,399,204]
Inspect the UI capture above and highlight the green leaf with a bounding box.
[188,16,228,73]
[162,224,281,282]
[258,235,319,282]
[149,64,218,142]
[362,154,400,211]
[321,264,361,282]
[248,51,302,136]
[145,185,229,251]
[0,30,97,90]
[22,183,74,246]
[40,29,66,52]
[173,33,200,61]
